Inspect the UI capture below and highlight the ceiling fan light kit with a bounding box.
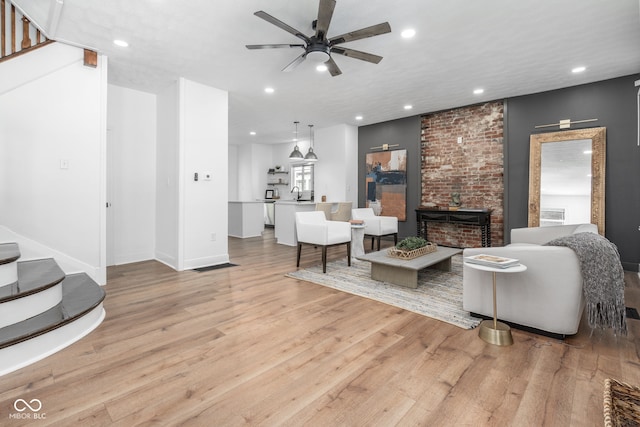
[246,0,391,77]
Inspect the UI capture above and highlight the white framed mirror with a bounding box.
[528,127,606,235]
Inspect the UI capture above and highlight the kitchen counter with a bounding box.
[274,201,316,246]
[274,200,316,205]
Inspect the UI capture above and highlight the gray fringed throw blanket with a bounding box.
[545,232,627,335]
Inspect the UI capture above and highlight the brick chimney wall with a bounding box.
[420,101,504,247]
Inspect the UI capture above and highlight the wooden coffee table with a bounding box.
[356,246,462,288]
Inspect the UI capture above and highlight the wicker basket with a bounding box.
[387,242,437,260]
[604,378,640,427]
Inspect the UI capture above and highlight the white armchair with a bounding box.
[295,211,352,273]
[463,223,598,337]
[351,208,398,251]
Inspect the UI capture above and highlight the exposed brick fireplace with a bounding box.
[420,101,504,247]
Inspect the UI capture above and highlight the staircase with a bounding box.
[0,242,105,376]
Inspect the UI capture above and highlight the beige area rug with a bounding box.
[286,254,480,329]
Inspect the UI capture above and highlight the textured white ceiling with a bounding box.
[14,0,640,146]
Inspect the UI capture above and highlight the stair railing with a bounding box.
[1,0,54,63]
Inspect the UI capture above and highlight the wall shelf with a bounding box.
[268,170,289,185]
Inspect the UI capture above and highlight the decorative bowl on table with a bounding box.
[387,236,437,259]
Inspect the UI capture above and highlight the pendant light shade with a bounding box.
[304,124,318,162]
[288,121,304,161]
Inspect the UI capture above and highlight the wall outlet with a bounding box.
[210,233,216,241]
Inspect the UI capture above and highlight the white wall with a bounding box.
[155,82,180,268]
[228,144,239,201]
[251,144,272,200]
[107,85,157,265]
[180,78,229,269]
[235,144,254,201]
[272,144,296,199]
[0,43,107,283]
[314,124,358,204]
[229,124,359,204]
[231,143,275,201]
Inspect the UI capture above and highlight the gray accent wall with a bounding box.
[358,116,422,239]
[506,75,640,271]
[357,74,640,271]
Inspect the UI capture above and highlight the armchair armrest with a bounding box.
[326,220,352,245]
[296,223,329,245]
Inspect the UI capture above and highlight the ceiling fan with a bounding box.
[246,0,391,76]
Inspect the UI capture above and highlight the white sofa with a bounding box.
[463,223,598,337]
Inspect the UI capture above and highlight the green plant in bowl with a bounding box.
[396,236,429,251]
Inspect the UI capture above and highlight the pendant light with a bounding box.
[304,124,318,162]
[288,121,304,161]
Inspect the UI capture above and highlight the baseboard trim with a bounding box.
[621,261,640,272]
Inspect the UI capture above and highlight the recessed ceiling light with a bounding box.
[316,64,328,72]
[250,131,256,136]
[404,105,413,110]
[264,87,275,94]
[572,66,586,73]
[355,115,363,121]
[473,88,484,95]
[401,29,416,39]
[113,39,129,47]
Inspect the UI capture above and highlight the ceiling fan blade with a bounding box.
[329,22,391,45]
[246,44,305,50]
[325,57,342,76]
[331,47,383,64]
[315,0,336,39]
[254,11,310,43]
[282,53,306,72]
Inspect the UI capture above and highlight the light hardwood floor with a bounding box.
[1,229,639,426]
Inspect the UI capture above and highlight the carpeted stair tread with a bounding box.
[0,273,105,349]
[0,242,20,265]
[0,258,65,303]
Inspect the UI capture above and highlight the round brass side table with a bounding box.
[464,262,527,346]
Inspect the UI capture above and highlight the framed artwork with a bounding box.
[265,189,274,199]
[365,149,407,220]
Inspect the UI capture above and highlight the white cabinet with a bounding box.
[228,201,265,238]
